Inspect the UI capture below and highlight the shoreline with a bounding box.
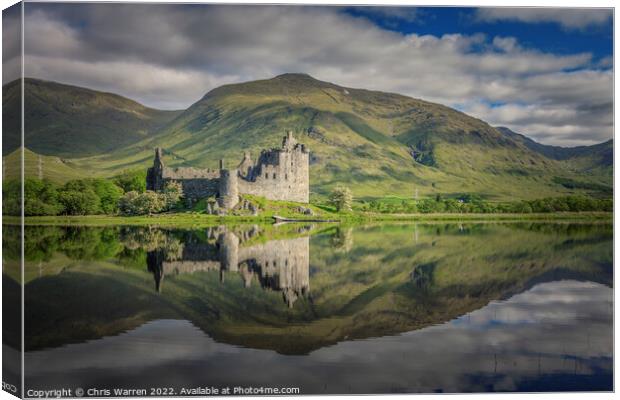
[2,211,612,227]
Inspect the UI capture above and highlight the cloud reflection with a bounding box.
[25,280,612,393]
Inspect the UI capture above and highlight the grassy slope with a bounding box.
[496,126,613,184]
[3,147,88,183]
[65,74,611,201]
[5,75,612,201]
[2,78,182,157]
[497,126,613,165]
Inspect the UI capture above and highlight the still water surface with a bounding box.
[4,222,613,393]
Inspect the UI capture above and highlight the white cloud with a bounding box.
[492,36,519,53]
[8,4,613,146]
[24,55,238,110]
[475,7,612,30]
[597,56,613,68]
[462,100,612,146]
[2,4,22,84]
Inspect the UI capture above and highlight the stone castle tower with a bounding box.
[146,131,309,209]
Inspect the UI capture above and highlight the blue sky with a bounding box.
[2,4,613,146]
[344,7,613,63]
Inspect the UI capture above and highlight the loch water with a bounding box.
[3,222,613,394]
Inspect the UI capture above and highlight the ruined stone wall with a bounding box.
[162,166,219,180]
[238,146,309,203]
[162,167,220,201]
[147,132,310,207]
[146,148,222,202]
[171,176,219,203]
[218,169,239,209]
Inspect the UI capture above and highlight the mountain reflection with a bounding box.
[2,221,612,392]
[4,222,612,359]
[23,279,612,393]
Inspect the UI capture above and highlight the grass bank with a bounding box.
[4,211,612,227]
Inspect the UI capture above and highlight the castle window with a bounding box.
[273,173,276,179]
[285,173,288,180]
[265,173,268,179]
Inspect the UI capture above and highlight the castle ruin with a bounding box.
[146,226,310,308]
[146,131,309,209]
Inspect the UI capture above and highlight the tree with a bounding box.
[24,179,62,216]
[91,179,124,214]
[329,186,353,212]
[443,199,461,213]
[2,179,21,216]
[550,197,570,212]
[114,169,147,193]
[57,180,101,215]
[416,198,437,213]
[511,201,533,213]
[58,189,100,215]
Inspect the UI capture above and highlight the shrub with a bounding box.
[118,191,140,215]
[329,186,353,212]
[162,181,184,211]
[118,191,165,216]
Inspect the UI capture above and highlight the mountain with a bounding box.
[496,126,613,172]
[2,78,182,157]
[3,74,613,200]
[115,73,610,199]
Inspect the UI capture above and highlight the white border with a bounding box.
[0,2,615,400]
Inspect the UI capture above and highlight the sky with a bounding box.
[2,3,614,146]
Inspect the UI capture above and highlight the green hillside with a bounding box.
[113,73,611,200]
[3,147,90,183]
[2,78,181,157]
[4,75,613,201]
[497,127,612,174]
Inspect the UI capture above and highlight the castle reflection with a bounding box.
[144,225,311,307]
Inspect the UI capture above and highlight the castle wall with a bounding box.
[146,132,310,208]
[146,157,220,202]
[172,177,219,202]
[237,148,309,203]
[218,169,239,209]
